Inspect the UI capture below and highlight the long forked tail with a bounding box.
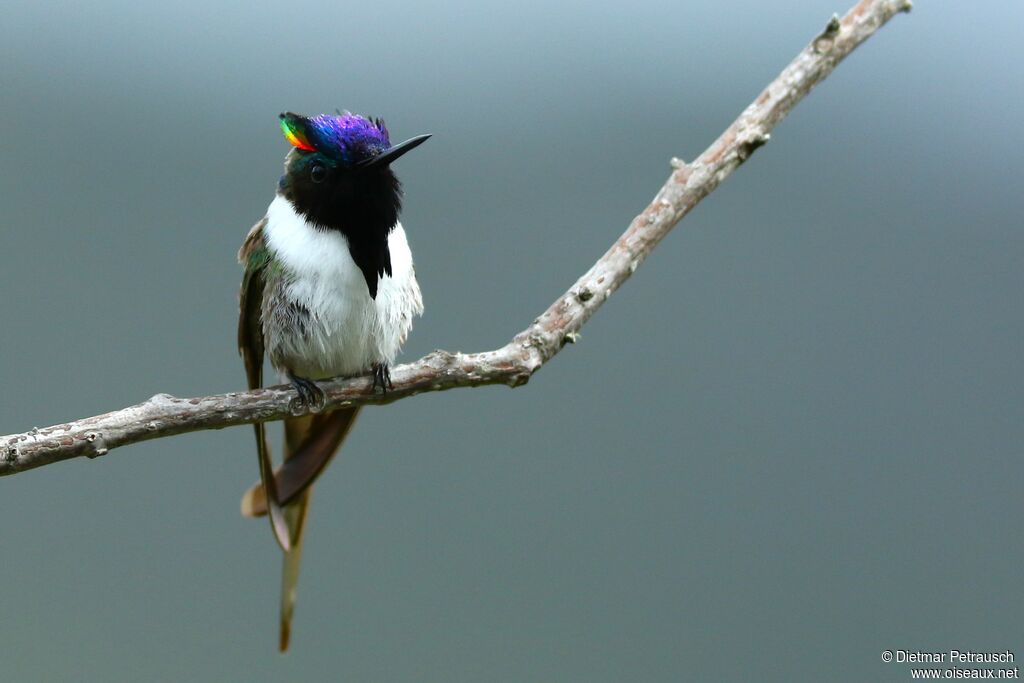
[249,408,360,652]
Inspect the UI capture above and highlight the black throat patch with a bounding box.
[281,162,403,299]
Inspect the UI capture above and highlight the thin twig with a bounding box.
[0,0,913,477]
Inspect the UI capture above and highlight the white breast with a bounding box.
[262,194,423,379]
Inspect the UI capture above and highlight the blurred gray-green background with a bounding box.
[1,1,1021,680]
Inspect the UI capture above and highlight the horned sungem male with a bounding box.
[237,111,429,651]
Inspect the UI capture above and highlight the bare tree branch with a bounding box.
[0,0,912,478]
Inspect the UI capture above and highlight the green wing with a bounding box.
[238,218,292,553]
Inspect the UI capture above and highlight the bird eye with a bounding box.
[310,164,327,183]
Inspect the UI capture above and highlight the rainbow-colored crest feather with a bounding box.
[278,111,394,164]
[279,114,316,152]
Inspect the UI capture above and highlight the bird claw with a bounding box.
[371,363,393,393]
[289,373,326,412]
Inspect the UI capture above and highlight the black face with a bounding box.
[279,150,403,299]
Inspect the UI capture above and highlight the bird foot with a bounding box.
[371,363,394,394]
[288,372,326,412]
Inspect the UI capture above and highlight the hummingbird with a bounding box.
[237,111,429,651]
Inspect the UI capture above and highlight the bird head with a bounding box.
[277,111,430,232]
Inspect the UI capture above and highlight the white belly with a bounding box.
[262,195,423,380]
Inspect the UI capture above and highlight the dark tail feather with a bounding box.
[241,408,360,517]
[253,422,292,552]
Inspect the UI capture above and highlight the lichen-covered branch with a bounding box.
[0,0,912,478]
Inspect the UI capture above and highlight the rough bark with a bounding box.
[0,0,913,477]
